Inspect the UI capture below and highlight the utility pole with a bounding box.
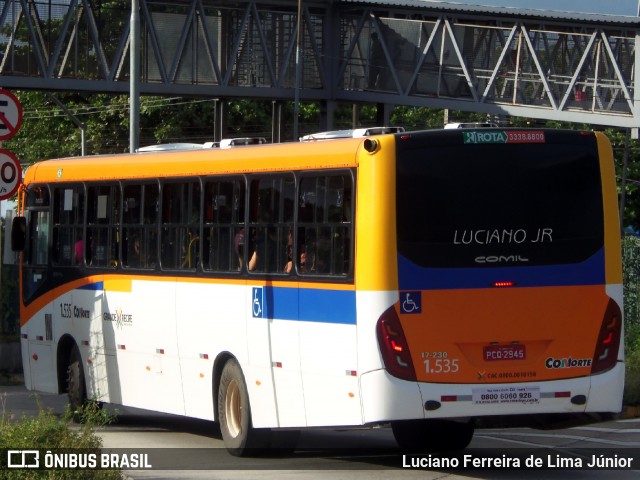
[130,0,140,153]
[293,0,302,141]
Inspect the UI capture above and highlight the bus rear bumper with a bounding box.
[586,361,625,412]
[360,365,624,425]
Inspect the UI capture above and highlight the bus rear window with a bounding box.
[396,132,604,268]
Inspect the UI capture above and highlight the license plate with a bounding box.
[472,386,540,405]
[484,343,526,361]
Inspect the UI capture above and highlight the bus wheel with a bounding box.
[67,345,87,418]
[218,358,270,456]
[391,419,474,451]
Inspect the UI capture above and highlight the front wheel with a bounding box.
[67,345,87,417]
[391,419,475,451]
[217,358,270,456]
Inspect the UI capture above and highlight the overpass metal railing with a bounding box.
[0,0,638,128]
[338,12,638,127]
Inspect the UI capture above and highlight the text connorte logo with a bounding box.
[545,357,592,369]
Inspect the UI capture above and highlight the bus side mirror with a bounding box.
[11,216,26,252]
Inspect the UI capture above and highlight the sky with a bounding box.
[456,0,638,15]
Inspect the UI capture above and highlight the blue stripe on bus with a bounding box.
[263,286,356,325]
[77,282,104,291]
[71,280,355,324]
[398,248,605,290]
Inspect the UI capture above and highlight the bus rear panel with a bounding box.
[375,129,623,421]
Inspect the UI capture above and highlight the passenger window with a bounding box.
[161,181,201,270]
[52,185,85,266]
[86,184,120,268]
[297,173,353,276]
[122,183,159,269]
[247,175,295,274]
[203,178,245,272]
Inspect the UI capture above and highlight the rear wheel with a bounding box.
[391,419,474,451]
[217,358,270,456]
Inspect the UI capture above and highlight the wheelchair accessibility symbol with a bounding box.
[252,287,263,318]
[400,291,422,314]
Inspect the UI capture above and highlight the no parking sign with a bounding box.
[0,89,23,141]
[0,149,22,200]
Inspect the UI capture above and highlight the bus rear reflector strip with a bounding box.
[117,344,126,350]
[346,370,357,376]
[200,353,209,359]
[554,391,571,398]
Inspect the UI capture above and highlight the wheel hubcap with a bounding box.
[225,379,242,438]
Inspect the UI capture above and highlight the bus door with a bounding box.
[20,185,56,392]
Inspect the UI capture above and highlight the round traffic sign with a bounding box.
[0,89,23,141]
[0,149,22,200]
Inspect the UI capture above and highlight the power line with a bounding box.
[22,97,218,120]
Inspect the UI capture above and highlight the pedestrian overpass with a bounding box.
[1,0,638,138]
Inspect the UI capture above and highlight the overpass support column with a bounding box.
[272,101,283,143]
[320,100,337,132]
[634,32,640,140]
[376,103,393,126]
[214,99,226,142]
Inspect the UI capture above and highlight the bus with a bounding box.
[12,128,624,455]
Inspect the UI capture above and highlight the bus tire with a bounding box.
[67,345,87,418]
[217,358,270,456]
[391,419,474,451]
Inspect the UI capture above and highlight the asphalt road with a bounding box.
[2,384,640,479]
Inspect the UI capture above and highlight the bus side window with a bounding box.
[161,181,201,270]
[143,183,159,268]
[123,183,158,269]
[86,184,120,268]
[203,178,244,272]
[52,185,85,266]
[297,173,353,277]
[248,174,294,274]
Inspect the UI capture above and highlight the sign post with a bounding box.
[0,89,23,317]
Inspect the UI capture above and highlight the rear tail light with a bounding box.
[376,306,417,381]
[591,299,622,374]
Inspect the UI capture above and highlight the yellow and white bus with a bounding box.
[12,128,624,454]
